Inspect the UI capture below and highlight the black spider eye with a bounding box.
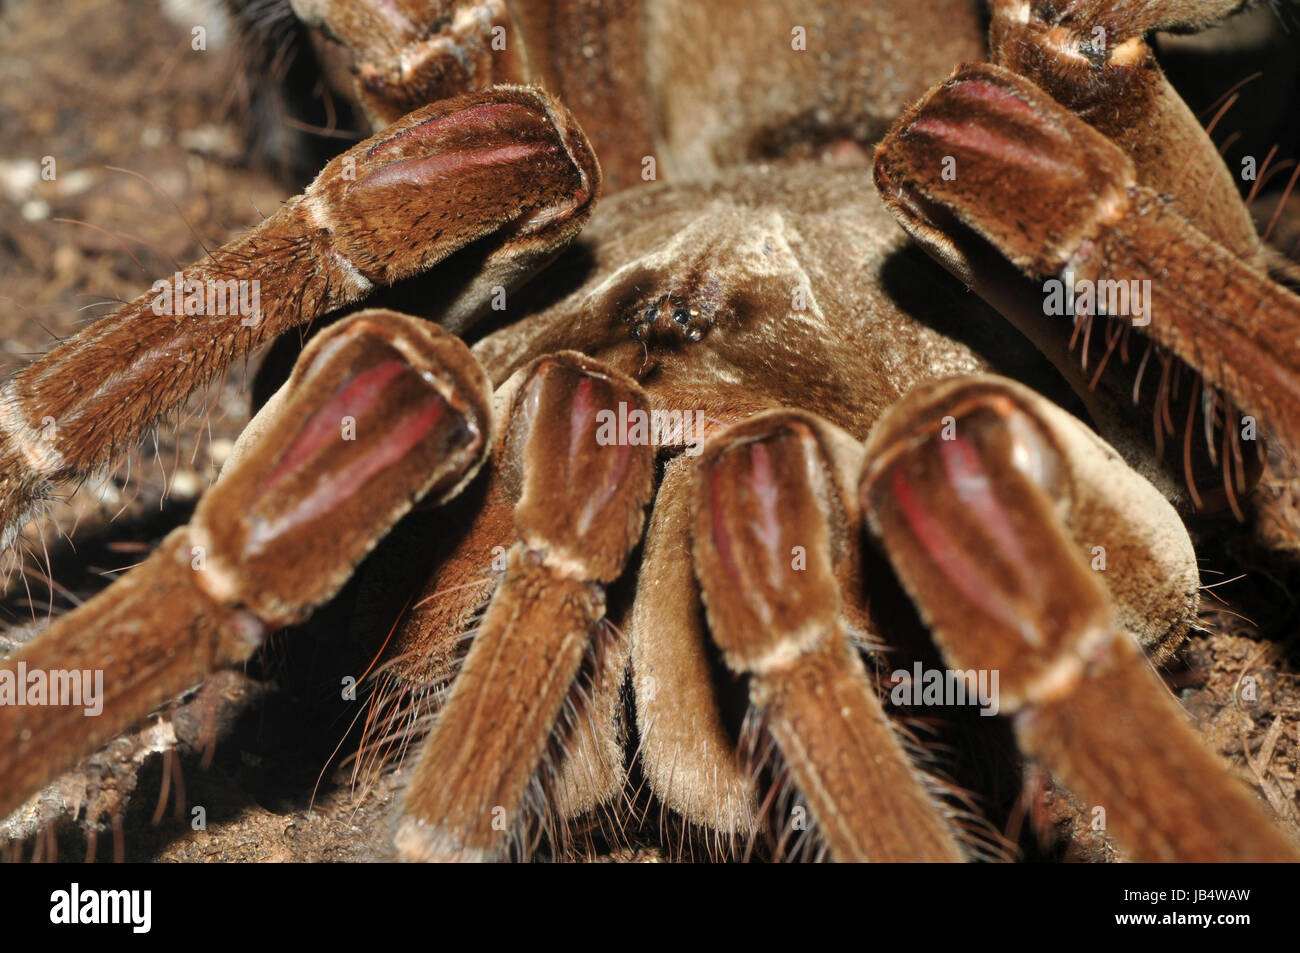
[673,308,691,325]
[644,305,658,322]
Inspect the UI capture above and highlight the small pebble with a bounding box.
[20,199,49,221]
[170,468,201,499]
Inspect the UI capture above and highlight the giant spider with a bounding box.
[1,0,1299,861]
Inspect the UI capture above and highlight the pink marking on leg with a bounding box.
[366,103,537,160]
[908,118,1074,179]
[358,143,554,192]
[568,375,594,476]
[571,377,632,536]
[947,78,1045,126]
[248,397,446,553]
[260,360,407,495]
[938,434,1028,569]
[889,463,1041,645]
[747,443,784,587]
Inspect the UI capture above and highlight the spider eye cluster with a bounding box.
[629,295,711,346]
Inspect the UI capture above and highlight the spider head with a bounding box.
[629,294,714,348]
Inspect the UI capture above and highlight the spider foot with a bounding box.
[861,374,1298,860]
[875,63,1300,498]
[0,87,596,548]
[691,410,967,861]
[989,0,1261,258]
[0,310,491,823]
[395,352,655,862]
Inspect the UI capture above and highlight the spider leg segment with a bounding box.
[860,375,1300,861]
[988,0,1261,262]
[288,0,530,129]
[873,62,1300,468]
[293,0,663,192]
[395,352,655,861]
[691,411,966,861]
[0,309,491,822]
[0,86,596,546]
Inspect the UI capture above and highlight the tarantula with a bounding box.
[1,0,1299,861]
